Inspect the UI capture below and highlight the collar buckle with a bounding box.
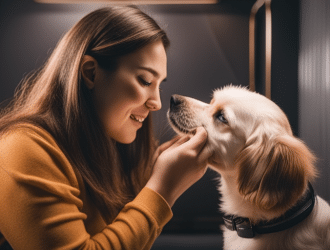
[236,220,255,238]
[223,216,255,238]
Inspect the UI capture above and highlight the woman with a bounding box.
[0,6,211,250]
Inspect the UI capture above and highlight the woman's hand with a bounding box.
[151,134,181,167]
[146,127,213,207]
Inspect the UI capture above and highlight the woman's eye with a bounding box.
[139,77,151,86]
[216,111,228,124]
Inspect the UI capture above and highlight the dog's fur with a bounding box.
[168,85,330,250]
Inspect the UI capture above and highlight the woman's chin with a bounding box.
[112,133,137,144]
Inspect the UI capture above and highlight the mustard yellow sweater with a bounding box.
[0,124,172,250]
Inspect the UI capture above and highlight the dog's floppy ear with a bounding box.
[236,130,317,212]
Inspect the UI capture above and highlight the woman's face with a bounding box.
[91,40,167,144]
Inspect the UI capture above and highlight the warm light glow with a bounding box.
[34,0,218,4]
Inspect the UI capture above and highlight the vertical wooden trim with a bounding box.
[265,0,272,99]
[249,0,272,99]
[249,0,265,92]
[249,6,257,92]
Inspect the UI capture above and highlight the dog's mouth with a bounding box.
[167,111,197,135]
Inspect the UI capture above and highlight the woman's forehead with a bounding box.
[118,41,167,79]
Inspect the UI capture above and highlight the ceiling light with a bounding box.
[34,0,218,4]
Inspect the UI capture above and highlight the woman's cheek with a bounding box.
[123,82,147,104]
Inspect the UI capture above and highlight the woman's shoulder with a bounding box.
[1,122,57,145]
[0,122,80,191]
[0,123,67,167]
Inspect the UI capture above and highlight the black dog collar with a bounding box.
[223,183,315,238]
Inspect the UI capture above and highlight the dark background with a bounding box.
[0,1,329,245]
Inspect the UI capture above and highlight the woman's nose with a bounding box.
[145,90,162,111]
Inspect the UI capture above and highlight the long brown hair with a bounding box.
[0,6,170,222]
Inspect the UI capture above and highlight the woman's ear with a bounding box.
[81,55,97,89]
[236,131,317,213]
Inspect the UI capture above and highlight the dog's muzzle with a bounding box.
[168,95,199,134]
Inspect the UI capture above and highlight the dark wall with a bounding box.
[254,0,300,135]
[299,0,330,202]
[271,0,300,136]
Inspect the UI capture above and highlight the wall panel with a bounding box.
[299,0,330,201]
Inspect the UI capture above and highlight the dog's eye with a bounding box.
[216,111,228,124]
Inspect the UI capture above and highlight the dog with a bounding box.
[168,85,330,250]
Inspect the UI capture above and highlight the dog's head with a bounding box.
[168,85,317,212]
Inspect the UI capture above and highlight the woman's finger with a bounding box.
[178,127,208,152]
[197,144,214,164]
[152,135,183,165]
[157,135,181,153]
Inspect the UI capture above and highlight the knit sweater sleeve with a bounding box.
[0,125,172,250]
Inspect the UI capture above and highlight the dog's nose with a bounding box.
[170,95,182,110]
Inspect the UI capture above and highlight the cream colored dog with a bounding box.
[168,85,330,250]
